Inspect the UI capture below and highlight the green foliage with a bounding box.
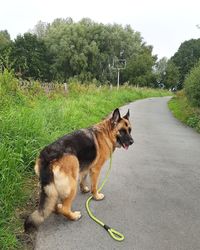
[168,91,200,132]
[0,69,17,93]
[11,33,52,80]
[154,57,168,84]
[0,69,25,108]
[154,57,180,89]
[0,30,13,71]
[1,19,158,86]
[0,71,169,249]
[184,60,200,107]
[164,60,180,89]
[123,45,156,86]
[187,115,200,128]
[171,39,200,83]
[42,18,146,83]
[0,30,11,51]
[32,20,50,39]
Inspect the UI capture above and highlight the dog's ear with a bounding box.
[123,109,130,120]
[111,108,121,127]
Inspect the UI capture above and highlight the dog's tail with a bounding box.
[24,158,58,233]
[24,183,58,233]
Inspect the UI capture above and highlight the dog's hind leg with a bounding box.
[55,155,81,221]
[57,179,81,220]
[24,183,58,233]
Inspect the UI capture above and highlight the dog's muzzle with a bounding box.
[116,136,134,150]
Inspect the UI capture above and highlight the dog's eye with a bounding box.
[119,128,126,135]
[128,128,131,133]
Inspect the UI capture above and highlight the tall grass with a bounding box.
[0,71,170,249]
[168,90,200,132]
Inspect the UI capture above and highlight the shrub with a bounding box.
[0,70,27,109]
[0,69,18,95]
[184,61,200,107]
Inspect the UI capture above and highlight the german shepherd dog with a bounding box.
[24,108,134,232]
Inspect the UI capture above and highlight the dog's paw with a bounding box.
[70,211,82,221]
[81,186,90,193]
[55,203,63,214]
[93,193,105,200]
[56,203,63,210]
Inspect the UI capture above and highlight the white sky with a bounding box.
[1,0,200,59]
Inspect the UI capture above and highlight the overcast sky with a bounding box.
[1,0,200,59]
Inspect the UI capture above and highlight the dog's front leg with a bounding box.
[80,170,90,193]
[90,166,104,200]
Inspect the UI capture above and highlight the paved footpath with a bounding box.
[36,97,200,250]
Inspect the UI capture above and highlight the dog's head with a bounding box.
[110,108,134,150]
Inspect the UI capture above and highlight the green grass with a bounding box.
[0,71,170,249]
[168,90,200,133]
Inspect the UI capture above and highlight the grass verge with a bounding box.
[168,90,200,133]
[0,71,170,249]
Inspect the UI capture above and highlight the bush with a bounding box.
[184,61,200,107]
[168,92,200,133]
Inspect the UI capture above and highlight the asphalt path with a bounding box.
[36,97,200,250]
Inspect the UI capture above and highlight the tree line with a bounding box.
[155,38,200,90]
[0,18,156,86]
[0,18,200,88]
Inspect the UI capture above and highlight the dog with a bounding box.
[24,108,134,233]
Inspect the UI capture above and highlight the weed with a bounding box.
[168,91,200,133]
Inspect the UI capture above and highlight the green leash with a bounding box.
[85,155,125,242]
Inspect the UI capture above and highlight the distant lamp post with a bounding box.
[110,52,126,90]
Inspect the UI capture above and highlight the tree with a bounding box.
[11,33,52,80]
[32,21,49,39]
[184,60,200,107]
[154,57,168,84]
[154,58,180,89]
[123,45,157,86]
[164,61,180,89]
[0,30,13,71]
[171,39,200,83]
[0,30,11,51]
[41,18,150,83]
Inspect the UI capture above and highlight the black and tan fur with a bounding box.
[24,108,133,232]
